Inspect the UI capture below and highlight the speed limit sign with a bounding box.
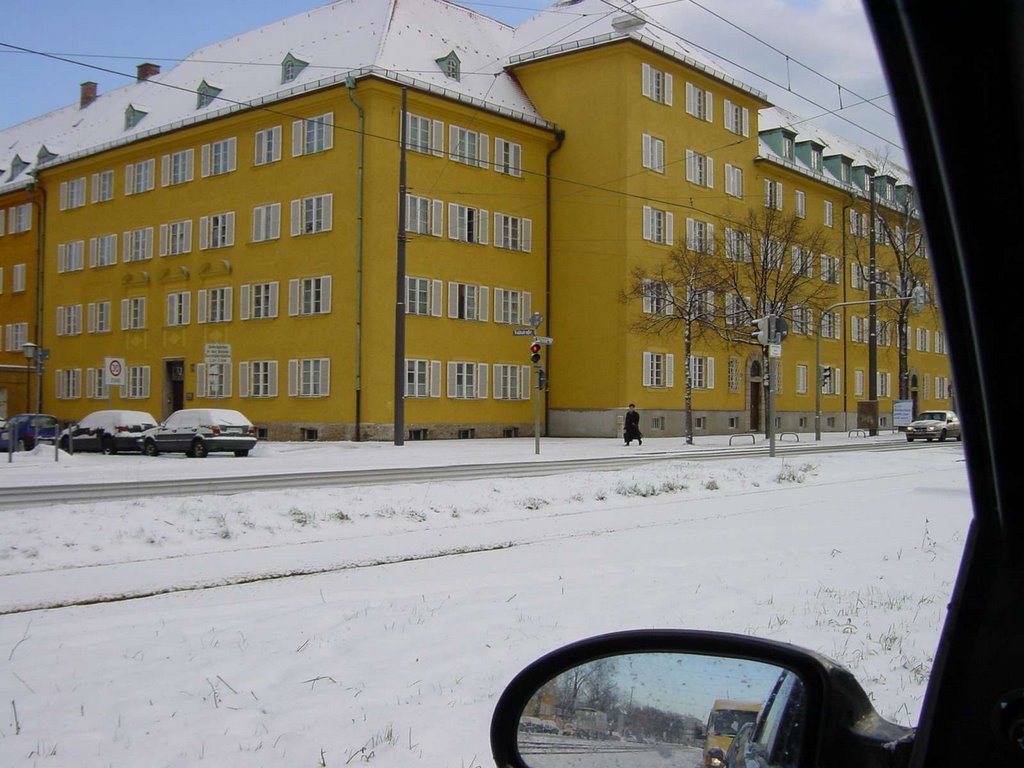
[105,357,125,386]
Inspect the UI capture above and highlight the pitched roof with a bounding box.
[0,0,545,191]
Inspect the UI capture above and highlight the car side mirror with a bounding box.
[490,630,915,768]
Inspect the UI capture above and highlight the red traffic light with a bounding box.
[530,343,541,354]
[530,342,542,363]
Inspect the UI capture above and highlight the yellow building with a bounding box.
[0,0,951,440]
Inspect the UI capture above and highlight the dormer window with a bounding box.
[281,53,308,84]
[436,51,461,81]
[841,160,851,182]
[810,147,822,171]
[37,145,58,164]
[782,134,795,160]
[125,105,148,131]
[9,154,29,180]
[196,81,222,110]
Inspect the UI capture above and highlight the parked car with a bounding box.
[138,408,257,458]
[0,413,60,451]
[906,410,961,442]
[58,410,158,454]
[491,5,1023,768]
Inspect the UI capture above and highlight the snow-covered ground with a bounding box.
[0,435,971,767]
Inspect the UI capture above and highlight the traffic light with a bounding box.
[752,316,772,346]
[530,342,542,364]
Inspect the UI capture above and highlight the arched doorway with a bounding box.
[749,358,763,431]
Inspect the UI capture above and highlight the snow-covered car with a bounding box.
[138,408,257,458]
[59,409,158,454]
[906,410,961,442]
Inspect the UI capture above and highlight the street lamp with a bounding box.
[21,342,48,414]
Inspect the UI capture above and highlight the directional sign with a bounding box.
[533,336,554,345]
[105,356,125,386]
[512,328,535,336]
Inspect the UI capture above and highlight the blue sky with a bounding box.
[0,0,901,164]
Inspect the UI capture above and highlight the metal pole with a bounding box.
[868,182,878,436]
[534,367,541,455]
[393,87,408,446]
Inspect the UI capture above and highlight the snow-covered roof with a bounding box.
[0,0,546,192]
[758,105,911,191]
[508,0,769,103]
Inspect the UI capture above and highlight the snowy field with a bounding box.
[0,435,971,767]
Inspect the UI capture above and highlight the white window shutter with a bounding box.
[90,174,99,203]
[742,107,750,137]
[666,213,674,245]
[272,126,283,162]
[321,194,333,232]
[322,115,334,151]
[667,354,675,387]
[706,223,715,254]
[225,212,235,246]
[59,181,69,210]
[288,279,299,316]
[643,206,652,240]
[664,73,673,105]
[494,213,504,248]
[321,276,332,314]
[492,365,501,399]
[523,292,532,320]
[199,216,209,250]
[431,279,442,317]
[227,137,238,171]
[495,288,505,323]
[288,360,299,396]
[185,149,195,181]
[447,362,458,398]
[161,154,170,186]
[159,224,169,256]
[224,287,233,322]
[479,286,489,321]
[240,284,251,320]
[642,134,652,168]
[268,361,279,397]
[448,282,459,318]
[253,207,264,242]
[522,219,532,252]
[291,200,302,236]
[707,357,715,389]
[705,91,713,122]
[643,353,653,387]
[292,120,304,156]
[835,368,841,395]
[448,203,459,240]
[124,164,134,196]
[239,362,250,398]
[706,157,714,189]
[196,364,207,397]
[479,134,489,168]
[685,82,695,114]
[319,358,331,396]
[642,63,652,98]
[477,364,488,399]
[479,209,489,244]
[197,289,208,324]
[521,366,531,400]
[201,144,211,177]
[432,199,443,236]
[431,120,444,156]
[430,360,441,398]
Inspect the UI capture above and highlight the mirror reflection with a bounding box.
[517,652,805,768]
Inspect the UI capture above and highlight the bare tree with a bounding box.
[623,234,729,444]
[865,187,940,401]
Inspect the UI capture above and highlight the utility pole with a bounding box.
[868,180,878,436]
[393,87,408,446]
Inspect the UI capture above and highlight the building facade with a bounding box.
[0,0,952,440]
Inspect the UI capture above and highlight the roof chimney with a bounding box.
[80,81,98,109]
[136,62,160,82]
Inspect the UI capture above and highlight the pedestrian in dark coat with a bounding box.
[624,403,642,446]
